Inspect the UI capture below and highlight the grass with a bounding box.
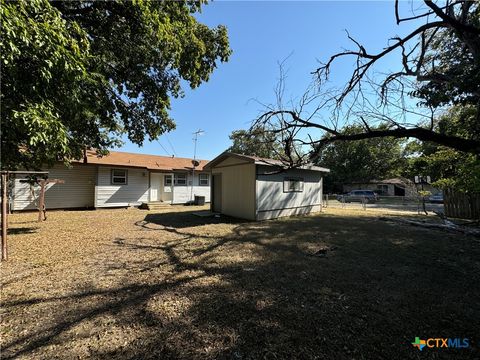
[1,206,479,359]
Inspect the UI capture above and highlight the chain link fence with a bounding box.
[322,194,444,214]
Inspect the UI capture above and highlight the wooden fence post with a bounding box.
[38,180,46,222]
[444,188,480,220]
[1,173,8,261]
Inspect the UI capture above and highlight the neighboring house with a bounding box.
[204,152,330,220]
[342,177,440,197]
[11,150,211,211]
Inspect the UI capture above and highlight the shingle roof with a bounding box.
[204,152,330,172]
[82,150,208,171]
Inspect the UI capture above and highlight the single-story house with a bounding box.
[204,152,330,220]
[342,177,440,197]
[11,150,211,211]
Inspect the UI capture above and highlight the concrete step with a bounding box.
[141,202,172,210]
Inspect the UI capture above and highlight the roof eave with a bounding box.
[204,151,330,173]
[255,160,330,173]
[204,151,255,170]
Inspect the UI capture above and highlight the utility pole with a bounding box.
[191,129,204,202]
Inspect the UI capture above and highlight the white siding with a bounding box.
[256,166,323,220]
[12,165,211,210]
[172,172,210,204]
[12,164,96,210]
[95,166,149,207]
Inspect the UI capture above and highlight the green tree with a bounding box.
[0,0,231,169]
[403,106,480,193]
[228,127,285,159]
[317,125,406,193]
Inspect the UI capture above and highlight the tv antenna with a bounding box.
[191,129,204,201]
[192,129,204,162]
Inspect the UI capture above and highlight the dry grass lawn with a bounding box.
[1,206,479,359]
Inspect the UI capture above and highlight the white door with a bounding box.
[150,173,161,201]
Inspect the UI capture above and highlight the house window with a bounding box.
[174,173,187,186]
[283,177,304,192]
[377,184,388,195]
[199,173,209,186]
[164,175,172,186]
[111,169,127,185]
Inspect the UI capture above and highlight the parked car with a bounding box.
[428,193,444,203]
[337,190,379,203]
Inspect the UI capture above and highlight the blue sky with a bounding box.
[118,1,421,160]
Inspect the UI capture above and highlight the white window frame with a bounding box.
[164,174,172,186]
[111,169,128,185]
[174,173,187,186]
[199,173,209,186]
[283,177,304,193]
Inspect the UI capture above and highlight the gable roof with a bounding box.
[204,151,330,172]
[81,150,208,171]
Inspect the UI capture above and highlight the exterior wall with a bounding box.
[95,166,149,207]
[12,164,96,210]
[211,161,256,220]
[172,172,211,204]
[213,156,250,167]
[256,166,323,220]
[12,165,211,210]
[257,204,322,221]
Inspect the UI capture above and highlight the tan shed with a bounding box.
[204,152,330,220]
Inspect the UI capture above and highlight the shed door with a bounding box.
[212,174,222,213]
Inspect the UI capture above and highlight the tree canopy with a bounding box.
[403,106,480,193]
[1,0,231,169]
[228,127,288,160]
[317,125,406,193]
[255,0,480,162]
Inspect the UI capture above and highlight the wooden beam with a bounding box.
[0,171,48,174]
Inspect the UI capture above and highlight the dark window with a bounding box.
[164,175,172,186]
[174,173,187,186]
[111,169,127,185]
[199,173,209,186]
[283,177,304,192]
[377,185,388,195]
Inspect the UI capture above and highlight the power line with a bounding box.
[156,140,171,157]
[164,133,178,157]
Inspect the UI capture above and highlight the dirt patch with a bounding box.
[1,207,479,359]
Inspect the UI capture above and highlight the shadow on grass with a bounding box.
[8,227,38,235]
[140,211,247,229]
[2,212,479,359]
